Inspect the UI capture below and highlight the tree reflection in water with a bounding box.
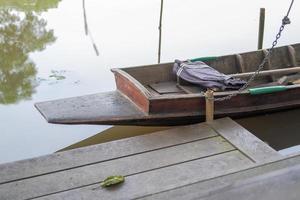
[0,0,60,104]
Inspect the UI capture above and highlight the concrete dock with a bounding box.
[1,117,299,200]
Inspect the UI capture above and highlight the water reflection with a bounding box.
[0,0,61,12]
[0,0,60,104]
[82,0,99,56]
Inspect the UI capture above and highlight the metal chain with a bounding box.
[213,0,294,102]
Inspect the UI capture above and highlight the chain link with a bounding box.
[213,0,294,102]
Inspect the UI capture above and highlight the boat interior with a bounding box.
[121,44,300,98]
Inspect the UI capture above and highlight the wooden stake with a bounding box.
[258,8,265,50]
[82,0,88,35]
[158,0,164,63]
[205,89,214,123]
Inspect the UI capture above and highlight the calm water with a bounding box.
[0,0,299,164]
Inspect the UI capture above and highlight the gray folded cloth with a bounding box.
[173,60,246,90]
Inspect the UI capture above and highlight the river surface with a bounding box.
[0,0,299,164]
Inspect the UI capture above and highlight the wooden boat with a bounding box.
[35,43,300,126]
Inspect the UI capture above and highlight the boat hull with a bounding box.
[35,88,300,126]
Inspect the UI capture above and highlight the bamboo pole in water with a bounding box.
[82,0,88,35]
[158,0,164,63]
[257,8,265,50]
[82,0,99,56]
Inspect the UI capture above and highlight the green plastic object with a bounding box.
[190,56,218,62]
[100,175,125,187]
[249,86,287,95]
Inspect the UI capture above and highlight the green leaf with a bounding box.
[100,175,125,187]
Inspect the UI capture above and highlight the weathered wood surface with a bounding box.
[201,164,300,200]
[149,82,183,94]
[0,137,236,200]
[35,151,252,200]
[112,69,151,112]
[176,84,204,94]
[288,45,297,67]
[210,118,281,163]
[35,86,300,126]
[235,54,246,73]
[35,91,146,124]
[122,62,175,85]
[262,49,275,82]
[205,90,215,123]
[230,66,300,78]
[0,118,283,200]
[141,154,300,200]
[0,123,215,184]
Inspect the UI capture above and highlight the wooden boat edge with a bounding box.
[35,89,300,126]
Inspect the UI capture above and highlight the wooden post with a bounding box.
[205,89,214,123]
[158,0,164,63]
[257,8,265,50]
